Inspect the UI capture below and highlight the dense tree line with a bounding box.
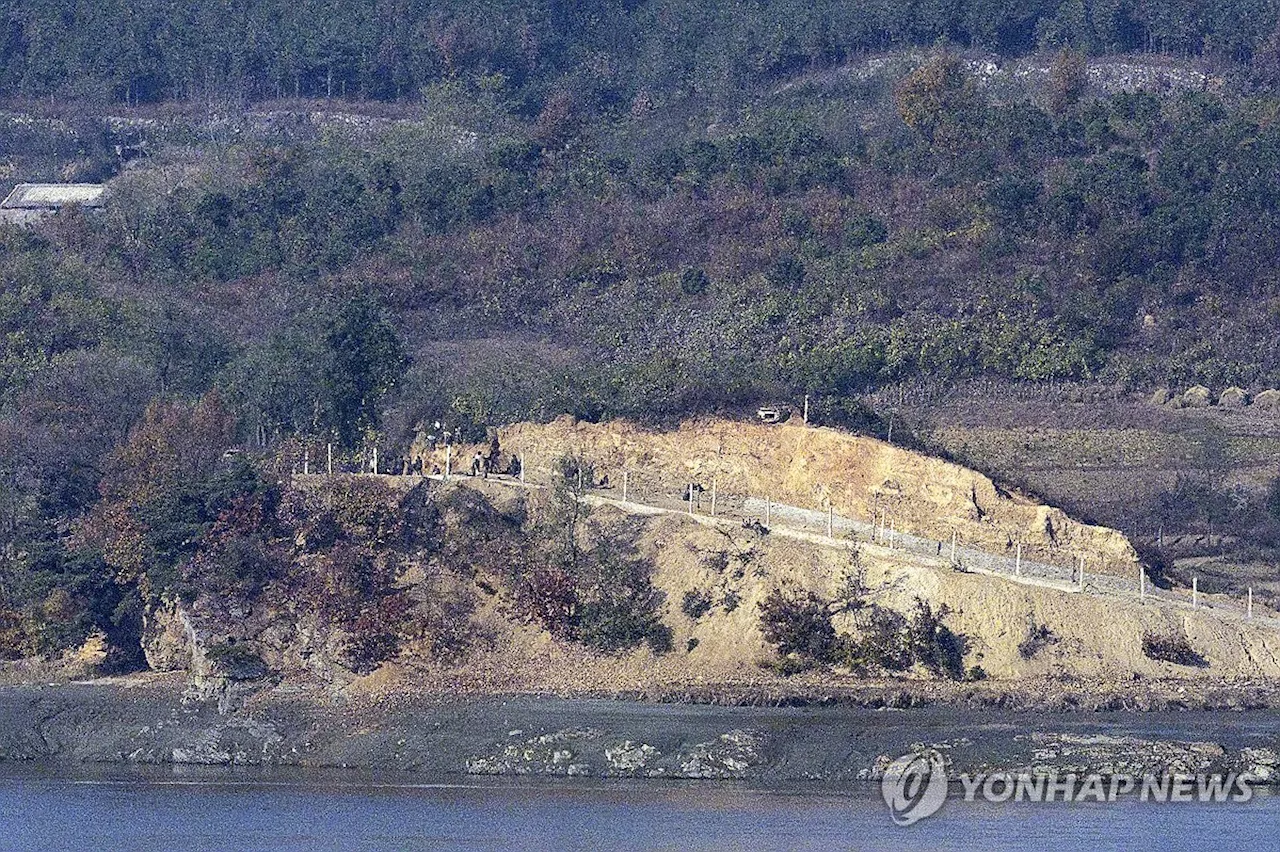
[3,0,1280,107]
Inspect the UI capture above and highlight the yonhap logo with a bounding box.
[879,749,1257,825]
[881,749,948,825]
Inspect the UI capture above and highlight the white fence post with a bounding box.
[1248,587,1253,620]
[303,449,309,476]
[766,496,772,527]
[327,442,333,476]
[827,504,833,537]
[1015,542,1022,577]
[711,481,717,518]
[1079,555,1085,591]
[1193,576,1198,610]
[622,470,628,502]
[1139,566,1145,601]
[372,447,378,475]
[445,445,451,480]
[520,453,525,484]
[950,530,957,562]
[687,484,694,516]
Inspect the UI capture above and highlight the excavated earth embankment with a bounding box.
[491,416,1140,576]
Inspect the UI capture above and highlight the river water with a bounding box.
[1,770,1274,850]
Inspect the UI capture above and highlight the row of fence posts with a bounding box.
[299,442,538,484]
[1138,565,1258,621]
[306,449,1265,625]
[583,462,1266,625]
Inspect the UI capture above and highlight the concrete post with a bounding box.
[303,449,309,476]
[1248,587,1254,620]
[803,395,809,425]
[622,470,628,503]
[1193,576,1198,610]
[1078,555,1085,591]
[519,453,525,485]
[711,481,717,518]
[1139,566,1145,601]
[950,530,957,563]
[687,485,694,516]
[1015,542,1022,577]
[445,445,452,480]
[765,496,771,527]
[827,504,833,538]
[327,443,333,476]
[577,468,583,492]
[890,521,896,550]
[372,447,378,476]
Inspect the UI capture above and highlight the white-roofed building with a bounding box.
[0,183,107,223]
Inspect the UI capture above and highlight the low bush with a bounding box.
[756,654,820,676]
[681,588,713,619]
[578,595,673,654]
[758,588,836,662]
[1141,632,1208,667]
[841,605,912,672]
[205,641,268,680]
[906,599,966,680]
[1018,623,1058,659]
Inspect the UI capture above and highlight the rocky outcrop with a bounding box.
[1149,388,1172,406]
[1181,385,1213,408]
[677,729,766,778]
[466,727,599,777]
[1019,733,1228,777]
[1240,747,1280,782]
[465,726,766,779]
[1218,387,1249,408]
[141,598,275,713]
[141,599,197,671]
[1255,389,1280,411]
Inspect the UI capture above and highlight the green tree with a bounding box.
[323,294,408,446]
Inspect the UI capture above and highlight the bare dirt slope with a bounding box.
[495,416,1140,577]
[390,498,1280,697]
[632,510,1280,683]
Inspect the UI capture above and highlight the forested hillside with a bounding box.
[2,0,1280,104]
[5,1,1280,668]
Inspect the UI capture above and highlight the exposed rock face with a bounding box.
[142,598,274,713]
[1240,747,1280,782]
[1181,385,1213,408]
[1218,387,1249,408]
[605,740,661,774]
[677,729,766,778]
[1020,733,1227,777]
[71,631,109,669]
[141,599,197,671]
[1149,388,1172,406]
[1255,389,1280,410]
[465,727,765,779]
[466,727,600,777]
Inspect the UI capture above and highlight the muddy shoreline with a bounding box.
[0,677,1276,785]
